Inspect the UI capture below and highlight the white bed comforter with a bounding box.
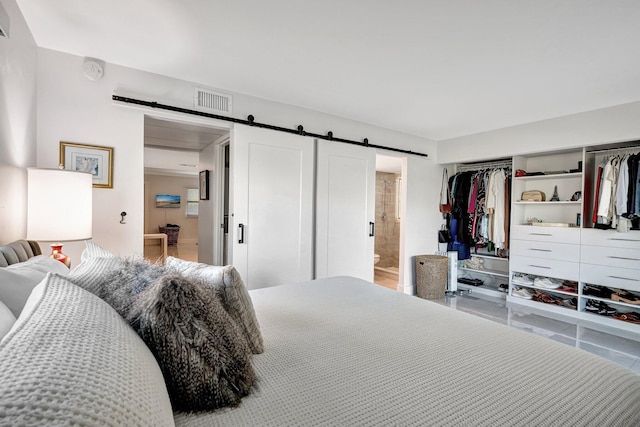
[175,277,640,427]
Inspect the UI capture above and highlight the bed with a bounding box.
[1,240,639,426]
[176,276,640,426]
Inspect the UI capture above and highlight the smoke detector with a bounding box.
[83,58,105,81]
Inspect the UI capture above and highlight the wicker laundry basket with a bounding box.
[415,255,448,300]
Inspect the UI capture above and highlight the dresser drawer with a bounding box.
[510,225,580,244]
[511,240,580,263]
[510,255,580,282]
[581,245,640,270]
[580,228,640,250]
[580,263,640,293]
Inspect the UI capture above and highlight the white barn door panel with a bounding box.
[316,140,376,281]
[231,125,315,290]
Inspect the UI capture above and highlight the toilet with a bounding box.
[374,254,380,265]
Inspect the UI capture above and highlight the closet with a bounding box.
[449,159,512,298]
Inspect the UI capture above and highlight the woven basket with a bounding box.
[415,255,448,299]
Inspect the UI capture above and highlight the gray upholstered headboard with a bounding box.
[0,240,42,268]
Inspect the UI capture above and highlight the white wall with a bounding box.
[437,101,640,164]
[34,48,440,283]
[401,156,444,293]
[0,0,36,244]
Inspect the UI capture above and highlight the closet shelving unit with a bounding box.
[506,145,640,339]
[453,159,512,299]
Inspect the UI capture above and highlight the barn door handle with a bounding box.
[369,222,375,237]
[238,223,245,244]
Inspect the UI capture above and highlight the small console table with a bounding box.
[143,233,168,264]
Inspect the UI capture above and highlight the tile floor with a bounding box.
[429,292,640,374]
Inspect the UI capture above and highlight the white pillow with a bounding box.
[0,256,69,317]
[0,299,16,341]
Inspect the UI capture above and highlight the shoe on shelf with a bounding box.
[498,283,509,293]
[611,289,640,305]
[533,277,561,289]
[559,297,577,309]
[612,312,640,324]
[585,299,600,312]
[586,300,617,316]
[512,287,533,300]
[512,274,533,285]
[583,284,612,299]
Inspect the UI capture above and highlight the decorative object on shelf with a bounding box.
[199,170,210,200]
[521,190,545,201]
[570,191,581,201]
[27,168,93,267]
[550,185,560,201]
[60,141,114,188]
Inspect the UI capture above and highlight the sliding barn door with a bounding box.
[231,125,314,289]
[316,140,376,281]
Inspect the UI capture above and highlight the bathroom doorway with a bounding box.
[374,154,404,291]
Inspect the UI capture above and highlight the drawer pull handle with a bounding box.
[530,248,552,252]
[608,238,640,242]
[607,256,640,261]
[529,264,551,269]
[531,233,553,236]
[607,275,638,282]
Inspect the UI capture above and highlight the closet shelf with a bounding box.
[469,253,509,261]
[459,267,509,278]
[514,201,581,205]
[514,172,582,181]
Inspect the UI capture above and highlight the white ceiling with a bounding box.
[16,0,640,141]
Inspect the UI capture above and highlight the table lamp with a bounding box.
[27,168,93,267]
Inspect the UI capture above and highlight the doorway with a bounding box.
[374,154,404,290]
[142,115,229,264]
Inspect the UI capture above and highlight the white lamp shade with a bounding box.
[27,168,93,241]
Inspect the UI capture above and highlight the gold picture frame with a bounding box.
[60,142,114,188]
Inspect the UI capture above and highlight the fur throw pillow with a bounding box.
[165,257,264,354]
[128,273,256,411]
[98,259,167,317]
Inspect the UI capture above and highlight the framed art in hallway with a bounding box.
[60,142,114,188]
[199,170,210,200]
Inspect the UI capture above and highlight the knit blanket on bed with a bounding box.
[175,277,640,427]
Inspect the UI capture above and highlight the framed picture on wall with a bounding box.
[60,141,114,188]
[156,194,180,208]
[199,170,210,200]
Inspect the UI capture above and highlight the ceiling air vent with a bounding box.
[194,88,232,115]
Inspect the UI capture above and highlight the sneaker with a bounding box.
[533,277,561,289]
[512,274,533,285]
[498,283,509,293]
[512,287,533,299]
[586,299,616,315]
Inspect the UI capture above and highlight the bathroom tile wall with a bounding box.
[375,172,400,268]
